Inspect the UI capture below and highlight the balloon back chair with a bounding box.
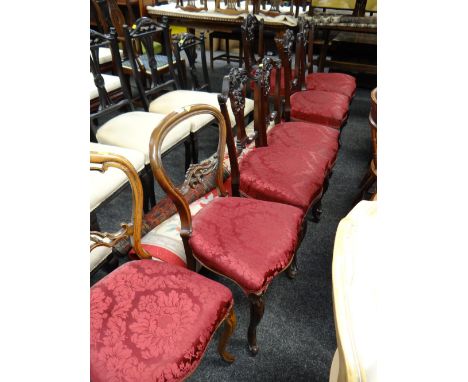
[149,104,305,354]
[90,150,237,382]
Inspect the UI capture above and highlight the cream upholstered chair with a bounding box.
[124,18,254,142]
[90,150,237,382]
[89,142,145,273]
[330,200,378,382]
[91,27,193,210]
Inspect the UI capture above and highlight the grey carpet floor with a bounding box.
[92,56,374,381]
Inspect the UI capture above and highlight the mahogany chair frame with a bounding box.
[148,104,303,354]
[90,28,158,212]
[90,150,237,365]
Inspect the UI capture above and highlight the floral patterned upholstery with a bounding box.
[239,146,328,212]
[90,259,233,382]
[291,90,349,129]
[268,121,340,169]
[189,197,303,294]
[305,73,356,101]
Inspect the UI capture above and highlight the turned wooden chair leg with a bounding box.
[218,307,237,363]
[225,38,230,64]
[90,210,100,231]
[184,138,192,171]
[190,131,199,164]
[141,165,156,212]
[210,34,214,69]
[247,293,265,356]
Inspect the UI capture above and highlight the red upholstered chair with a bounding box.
[90,151,237,382]
[218,59,336,224]
[149,104,305,355]
[299,17,357,102]
[278,30,350,131]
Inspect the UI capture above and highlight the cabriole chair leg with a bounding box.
[218,307,237,363]
[184,138,192,171]
[248,293,265,356]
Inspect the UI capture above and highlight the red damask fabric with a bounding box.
[268,121,340,169]
[290,90,349,129]
[189,197,303,295]
[305,73,356,101]
[239,145,328,212]
[90,260,233,382]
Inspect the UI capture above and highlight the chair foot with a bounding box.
[287,253,298,279]
[247,293,265,356]
[310,200,322,223]
[218,307,237,363]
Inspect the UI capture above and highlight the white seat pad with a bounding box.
[90,244,112,272]
[97,47,112,64]
[89,73,122,100]
[139,190,219,268]
[90,142,145,211]
[148,90,254,132]
[96,111,192,164]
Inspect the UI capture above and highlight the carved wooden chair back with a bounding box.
[215,0,248,15]
[90,28,134,125]
[275,29,303,121]
[219,56,281,151]
[172,32,211,92]
[298,16,315,74]
[123,17,180,111]
[352,0,368,16]
[241,14,265,74]
[90,151,151,260]
[176,0,208,12]
[148,105,238,270]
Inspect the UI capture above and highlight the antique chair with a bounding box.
[90,151,237,382]
[278,30,350,131]
[356,87,377,202]
[329,200,378,382]
[299,17,357,102]
[149,104,305,354]
[90,142,145,274]
[91,27,193,211]
[172,32,211,92]
[209,0,248,69]
[219,59,337,223]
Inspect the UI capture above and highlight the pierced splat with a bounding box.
[259,0,293,17]
[215,0,249,15]
[241,14,265,73]
[176,0,208,12]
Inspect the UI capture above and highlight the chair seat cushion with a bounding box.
[239,145,328,212]
[90,260,233,382]
[305,73,356,101]
[268,121,340,169]
[189,197,303,294]
[89,73,121,100]
[90,143,146,211]
[149,90,254,132]
[291,90,349,129]
[90,245,112,272]
[138,190,219,267]
[96,111,192,164]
